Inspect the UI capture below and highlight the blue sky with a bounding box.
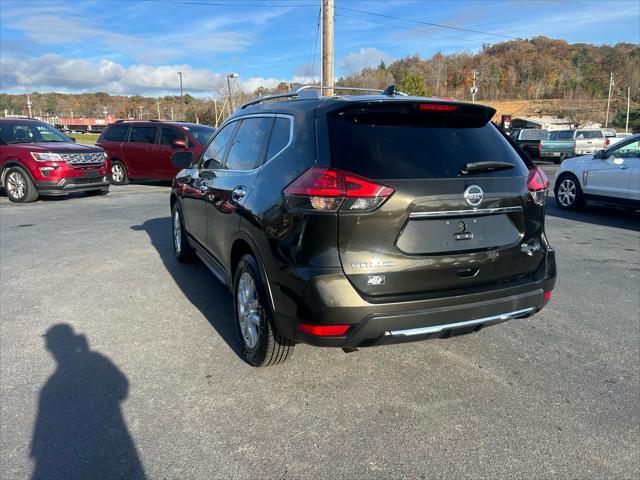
[1,0,638,97]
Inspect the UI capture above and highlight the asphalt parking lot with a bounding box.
[1,164,638,479]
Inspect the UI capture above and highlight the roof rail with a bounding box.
[240,84,407,109]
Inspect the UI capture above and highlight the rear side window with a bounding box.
[225,117,273,171]
[576,130,603,139]
[266,117,291,161]
[519,129,548,140]
[104,125,128,142]
[129,126,156,143]
[328,112,528,179]
[160,128,183,146]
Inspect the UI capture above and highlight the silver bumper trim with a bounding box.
[409,206,523,218]
[384,307,535,337]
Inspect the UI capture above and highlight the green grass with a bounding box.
[69,132,100,145]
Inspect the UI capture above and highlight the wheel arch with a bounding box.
[1,159,35,184]
[229,232,275,312]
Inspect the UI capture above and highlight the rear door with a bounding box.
[97,124,128,161]
[203,116,274,266]
[327,102,544,298]
[585,138,640,200]
[156,127,186,180]
[124,125,158,178]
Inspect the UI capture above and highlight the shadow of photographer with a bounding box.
[30,324,145,480]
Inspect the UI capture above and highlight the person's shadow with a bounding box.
[30,324,145,480]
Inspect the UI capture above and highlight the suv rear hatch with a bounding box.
[327,100,548,299]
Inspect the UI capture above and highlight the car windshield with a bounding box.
[0,121,71,144]
[184,125,215,145]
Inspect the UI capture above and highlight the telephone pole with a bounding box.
[605,72,614,127]
[470,69,478,103]
[177,71,184,120]
[626,86,631,133]
[27,95,33,117]
[156,101,161,120]
[321,0,334,96]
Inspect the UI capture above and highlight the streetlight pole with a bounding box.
[226,73,239,113]
[177,71,184,120]
[626,86,631,133]
[605,72,614,128]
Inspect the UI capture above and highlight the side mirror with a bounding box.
[171,151,194,169]
[593,149,605,159]
[173,139,186,148]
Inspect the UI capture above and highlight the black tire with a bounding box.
[234,254,293,367]
[110,160,129,185]
[171,203,196,262]
[3,166,39,203]
[554,173,585,210]
[85,188,109,196]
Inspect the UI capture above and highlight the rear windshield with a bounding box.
[556,130,574,140]
[328,111,528,179]
[576,130,603,139]
[519,129,548,140]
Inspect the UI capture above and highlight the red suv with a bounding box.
[97,121,215,184]
[0,118,110,203]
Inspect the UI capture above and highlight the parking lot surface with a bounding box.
[1,165,639,479]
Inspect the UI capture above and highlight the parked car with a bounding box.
[609,132,633,146]
[554,134,640,210]
[169,87,556,366]
[97,120,215,185]
[0,118,109,203]
[574,129,609,155]
[511,128,549,159]
[539,129,575,163]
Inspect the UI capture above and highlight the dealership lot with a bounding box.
[1,165,638,479]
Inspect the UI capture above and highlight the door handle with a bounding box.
[232,186,246,201]
[619,165,629,170]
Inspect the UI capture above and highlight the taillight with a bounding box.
[544,291,552,301]
[527,165,549,206]
[604,138,610,147]
[284,167,394,212]
[419,103,457,112]
[538,142,542,151]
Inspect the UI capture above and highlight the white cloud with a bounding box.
[338,48,394,76]
[0,55,294,96]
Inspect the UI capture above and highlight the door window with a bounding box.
[160,128,184,146]
[201,122,237,169]
[225,117,273,171]
[129,126,157,143]
[607,140,640,159]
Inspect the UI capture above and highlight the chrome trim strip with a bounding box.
[409,206,523,218]
[384,307,535,337]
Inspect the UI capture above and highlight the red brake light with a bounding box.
[284,167,394,212]
[604,138,610,147]
[297,323,350,336]
[418,103,457,112]
[538,142,542,151]
[544,291,552,301]
[526,165,549,192]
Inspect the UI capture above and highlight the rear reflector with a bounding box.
[284,167,394,212]
[297,323,350,336]
[544,291,552,301]
[419,103,457,112]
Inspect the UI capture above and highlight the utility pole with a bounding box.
[138,106,144,120]
[213,99,218,127]
[171,107,174,121]
[605,72,614,127]
[26,95,33,117]
[102,106,108,118]
[321,0,334,96]
[178,71,184,120]
[626,86,631,133]
[156,101,161,120]
[226,73,239,112]
[470,69,478,103]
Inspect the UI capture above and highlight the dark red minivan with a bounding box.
[97,120,215,184]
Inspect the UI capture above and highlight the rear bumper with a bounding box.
[273,251,556,348]
[35,176,110,195]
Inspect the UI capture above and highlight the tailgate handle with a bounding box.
[456,267,479,278]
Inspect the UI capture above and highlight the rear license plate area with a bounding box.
[396,214,521,254]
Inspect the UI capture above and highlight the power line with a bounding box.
[338,6,513,40]
[310,7,321,80]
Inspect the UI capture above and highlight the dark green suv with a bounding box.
[169,86,556,366]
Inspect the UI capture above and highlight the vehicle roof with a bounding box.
[110,120,213,129]
[0,117,47,124]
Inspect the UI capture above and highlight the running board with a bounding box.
[384,307,535,337]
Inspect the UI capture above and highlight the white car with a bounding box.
[553,134,640,210]
[573,129,608,155]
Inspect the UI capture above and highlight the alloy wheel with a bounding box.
[111,164,124,183]
[557,179,577,207]
[237,272,261,349]
[6,172,26,200]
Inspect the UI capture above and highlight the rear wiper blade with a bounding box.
[459,161,514,175]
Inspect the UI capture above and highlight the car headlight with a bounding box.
[31,152,64,162]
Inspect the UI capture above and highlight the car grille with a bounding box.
[61,152,105,164]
